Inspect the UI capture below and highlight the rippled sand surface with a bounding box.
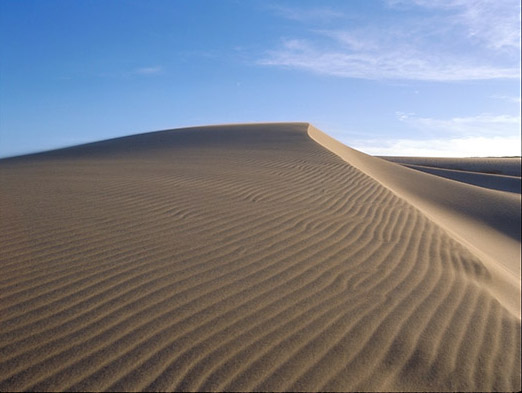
[1,123,520,391]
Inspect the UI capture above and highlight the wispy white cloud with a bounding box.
[351,135,521,157]
[490,94,522,104]
[132,66,163,75]
[261,1,520,81]
[268,4,344,22]
[351,111,521,156]
[387,0,521,51]
[261,38,518,80]
[396,112,520,137]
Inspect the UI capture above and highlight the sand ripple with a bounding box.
[0,123,520,391]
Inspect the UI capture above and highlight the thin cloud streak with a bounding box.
[491,95,522,104]
[260,39,519,81]
[351,135,521,157]
[268,4,344,22]
[261,1,520,81]
[353,111,521,156]
[387,0,521,51]
[132,66,163,75]
[396,112,521,137]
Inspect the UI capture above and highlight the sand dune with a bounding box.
[310,126,521,316]
[384,163,521,194]
[1,123,520,392]
[379,156,522,177]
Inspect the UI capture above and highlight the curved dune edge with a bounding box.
[380,156,522,177]
[308,124,521,318]
[0,122,520,392]
[397,163,521,194]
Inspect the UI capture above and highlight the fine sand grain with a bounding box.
[378,156,521,194]
[1,123,520,392]
[389,164,521,194]
[379,156,522,177]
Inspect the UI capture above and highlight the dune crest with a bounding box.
[1,123,520,391]
[308,124,521,318]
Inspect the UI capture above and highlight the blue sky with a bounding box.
[1,0,520,158]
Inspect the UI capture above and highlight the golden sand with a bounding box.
[1,123,520,391]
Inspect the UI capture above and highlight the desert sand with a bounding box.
[0,123,520,392]
[379,156,522,177]
[379,156,521,194]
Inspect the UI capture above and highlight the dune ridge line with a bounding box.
[0,122,520,391]
[307,124,521,318]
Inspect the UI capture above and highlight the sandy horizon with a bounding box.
[1,123,520,391]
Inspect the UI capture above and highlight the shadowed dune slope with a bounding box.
[379,156,522,177]
[1,123,520,392]
[389,163,521,194]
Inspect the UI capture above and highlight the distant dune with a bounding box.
[1,123,520,392]
[378,156,521,194]
[379,156,522,177]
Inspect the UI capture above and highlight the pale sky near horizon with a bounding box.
[1,0,520,158]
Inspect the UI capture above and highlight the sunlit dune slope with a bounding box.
[1,123,520,392]
[310,125,521,316]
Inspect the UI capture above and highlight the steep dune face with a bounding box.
[309,125,521,318]
[0,123,520,392]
